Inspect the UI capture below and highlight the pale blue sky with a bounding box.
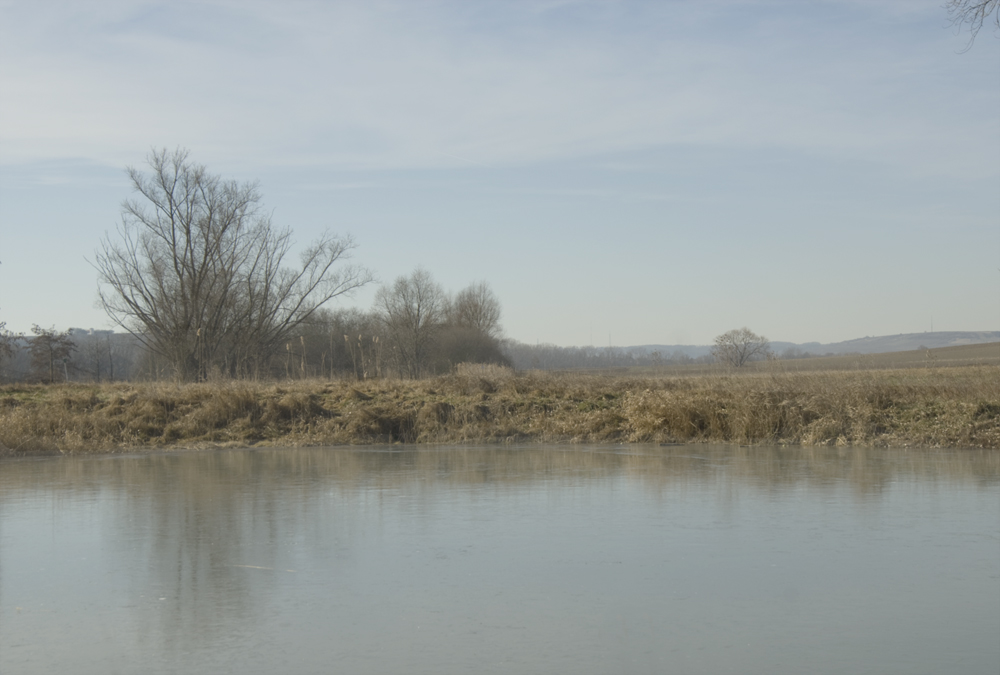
[1,0,997,346]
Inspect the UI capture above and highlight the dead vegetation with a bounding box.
[0,362,997,455]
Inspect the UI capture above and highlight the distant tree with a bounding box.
[433,280,509,370]
[947,0,999,49]
[0,322,17,361]
[68,329,122,382]
[374,268,447,378]
[106,333,138,380]
[94,148,372,380]
[309,307,383,380]
[450,281,503,339]
[0,321,22,379]
[712,327,772,368]
[29,325,76,382]
[670,349,693,364]
[432,326,510,371]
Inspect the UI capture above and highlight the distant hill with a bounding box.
[634,331,1000,359]
[504,332,1000,371]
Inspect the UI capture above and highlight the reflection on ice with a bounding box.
[1,445,998,675]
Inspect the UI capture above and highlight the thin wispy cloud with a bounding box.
[0,0,996,344]
[2,1,993,176]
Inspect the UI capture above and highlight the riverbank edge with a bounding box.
[1,366,998,456]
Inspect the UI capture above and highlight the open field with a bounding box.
[1,358,998,455]
[765,341,1000,371]
[542,342,1000,379]
[589,341,1000,378]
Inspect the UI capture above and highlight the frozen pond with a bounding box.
[1,445,998,674]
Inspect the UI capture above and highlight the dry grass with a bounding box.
[1,364,998,455]
[764,341,1000,372]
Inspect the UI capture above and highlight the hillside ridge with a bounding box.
[631,331,1000,358]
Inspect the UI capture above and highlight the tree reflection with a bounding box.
[0,444,997,656]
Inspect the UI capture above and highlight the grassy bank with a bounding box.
[1,364,998,455]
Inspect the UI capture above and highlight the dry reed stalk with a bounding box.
[0,366,997,455]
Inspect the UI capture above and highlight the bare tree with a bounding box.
[947,0,999,49]
[94,148,372,380]
[374,268,446,378]
[103,332,137,380]
[450,281,503,339]
[431,281,508,369]
[68,329,123,382]
[0,322,18,362]
[294,307,383,380]
[29,325,76,382]
[711,327,772,368]
[0,321,22,380]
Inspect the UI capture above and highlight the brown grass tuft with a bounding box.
[0,365,997,455]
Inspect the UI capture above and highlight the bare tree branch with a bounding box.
[947,0,1000,50]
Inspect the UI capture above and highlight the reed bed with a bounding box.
[1,363,997,455]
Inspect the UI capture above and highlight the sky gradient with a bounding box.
[1,0,997,346]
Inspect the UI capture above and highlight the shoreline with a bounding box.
[1,365,998,456]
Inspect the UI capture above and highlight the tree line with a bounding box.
[85,149,507,381]
[501,342,712,371]
[0,270,509,383]
[243,272,508,381]
[0,326,138,383]
[1,149,509,383]
[500,327,774,371]
[0,322,780,382]
[0,150,775,383]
